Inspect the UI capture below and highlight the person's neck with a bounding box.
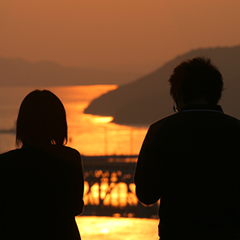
[177,99,209,112]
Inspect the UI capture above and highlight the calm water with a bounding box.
[0,85,148,155]
[76,216,159,240]
[0,85,159,239]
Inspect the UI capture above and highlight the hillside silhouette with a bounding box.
[0,56,138,86]
[84,45,240,125]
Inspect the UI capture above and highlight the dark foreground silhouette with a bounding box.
[0,90,84,240]
[135,57,240,240]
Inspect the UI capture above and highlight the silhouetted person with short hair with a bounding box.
[134,57,240,240]
[0,90,84,240]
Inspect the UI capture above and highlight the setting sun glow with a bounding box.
[47,85,148,156]
[92,116,114,123]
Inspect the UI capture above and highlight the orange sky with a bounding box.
[1,0,240,74]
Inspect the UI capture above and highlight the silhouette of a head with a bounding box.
[16,90,67,147]
[169,57,223,105]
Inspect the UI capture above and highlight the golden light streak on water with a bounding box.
[75,216,159,240]
[91,116,114,123]
[0,85,148,155]
[49,85,148,156]
[0,86,158,239]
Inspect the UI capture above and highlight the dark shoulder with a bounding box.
[149,113,178,133]
[0,148,37,174]
[151,110,240,127]
[149,110,240,137]
[46,145,82,166]
[142,114,177,145]
[52,145,80,157]
[0,148,21,156]
[0,149,24,162]
[221,112,240,125]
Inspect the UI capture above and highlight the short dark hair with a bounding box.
[169,57,224,105]
[16,90,68,147]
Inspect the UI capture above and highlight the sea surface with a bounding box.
[0,85,159,240]
[76,216,159,240]
[0,85,148,155]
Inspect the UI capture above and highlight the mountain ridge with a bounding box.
[84,45,240,125]
[0,56,139,86]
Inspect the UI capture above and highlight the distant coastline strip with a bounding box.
[0,128,15,134]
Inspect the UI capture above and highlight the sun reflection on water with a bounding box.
[83,181,138,207]
[55,86,157,239]
[57,86,157,239]
[91,116,114,123]
[48,85,148,156]
[75,216,159,240]
[0,85,148,155]
[0,86,158,240]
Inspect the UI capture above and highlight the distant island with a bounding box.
[0,56,140,86]
[84,45,240,125]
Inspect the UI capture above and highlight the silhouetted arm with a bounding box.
[52,146,85,216]
[71,150,84,216]
[134,124,162,205]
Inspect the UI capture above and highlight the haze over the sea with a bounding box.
[1,0,240,78]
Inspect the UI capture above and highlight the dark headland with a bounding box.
[84,45,240,126]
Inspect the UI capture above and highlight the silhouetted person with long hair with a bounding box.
[0,90,84,240]
[135,57,240,240]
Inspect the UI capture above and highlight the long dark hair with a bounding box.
[16,90,68,147]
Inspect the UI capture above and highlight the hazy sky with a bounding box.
[1,0,240,74]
